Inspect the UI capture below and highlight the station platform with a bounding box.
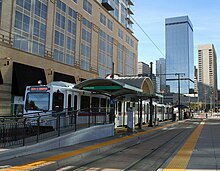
[160,115,220,171]
[0,114,219,171]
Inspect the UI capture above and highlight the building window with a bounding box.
[81,18,91,71]
[35,0,48,20]
[14,34,28,51]
[83,0,92,15]
[14,0,48,57]
[54,49,64,63]
[54,3,77,66]
[56,0,66,12]
[55,30,64,46]
[68,7,77,19]
[32,41,45,56]
[117,43,123,75]
[16,0,31,11]
[108,19,113,31]
[109,0,119,20]
[98,30,113,77]
[125,48,134,75]
[118,28,123,39]
[120,3,127,27]
[33,20,46,39]
[100,13,106,25]
[15,11,30,32]
[56,12,65,29]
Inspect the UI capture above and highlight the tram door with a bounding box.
[66,91,72,112]
[66,91,80,112]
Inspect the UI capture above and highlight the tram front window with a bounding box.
[25,93,50,111]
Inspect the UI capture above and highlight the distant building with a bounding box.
[137,61,156,91]
[138,62,150,76]
[156,58,166,93]
[198,44,218,110]
[165,16,194,94]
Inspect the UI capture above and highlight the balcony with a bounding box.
[127,7,134,15]
[126,24,133,34]
[102,0,114,11]
[128,0,134,6]
[126,15,134,24]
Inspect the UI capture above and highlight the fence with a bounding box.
[0,107,112,148]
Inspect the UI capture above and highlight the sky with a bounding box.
[132,0,220,88]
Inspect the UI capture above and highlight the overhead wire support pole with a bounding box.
[157,73,185,121]
[177,73,181,120]
[148,62,153,127]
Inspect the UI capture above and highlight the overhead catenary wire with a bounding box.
[130,16,165,58]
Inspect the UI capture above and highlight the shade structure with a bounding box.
[75,77,155,99]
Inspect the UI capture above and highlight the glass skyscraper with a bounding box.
[165,16,194,94]
[156,58,166,93]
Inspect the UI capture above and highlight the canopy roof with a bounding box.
[75,77,155,100]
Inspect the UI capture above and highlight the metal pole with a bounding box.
[178,74,181,120]
[139,99,143,129]
[149,62,153,127]
[112,62,114,79]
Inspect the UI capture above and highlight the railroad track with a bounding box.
[58,121,198,171]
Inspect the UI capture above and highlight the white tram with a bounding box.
[23,81,173,128]
[114,100,173,127]
[23,81,110,127]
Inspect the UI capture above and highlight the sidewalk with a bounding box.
[160,116,220,170]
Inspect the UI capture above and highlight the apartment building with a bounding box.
[198,44,218,110]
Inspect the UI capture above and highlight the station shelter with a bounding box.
[75,76,155,130]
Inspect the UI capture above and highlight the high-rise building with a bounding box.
[0,0,138,115]
[198,44,218,110]
[165,16,194,94]
[156,58,166,93]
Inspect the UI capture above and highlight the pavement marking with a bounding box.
[163,121,205,171]
[2,122,178,171]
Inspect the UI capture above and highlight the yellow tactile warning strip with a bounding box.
[163,121,205,171]
[2,122,178,171]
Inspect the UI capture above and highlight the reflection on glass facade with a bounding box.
[156,58,166,93]
[14,0,48,56]
[125,48,134,75]
[117,43,123,75]
[165,16,194,94]
[54,0,76,66]
[98,30,113,77]
[81,17,91,71]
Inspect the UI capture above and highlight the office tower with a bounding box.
[0,0,137,115]
[165,16,194,94]
[198,44,218,110]
[156,58,166,93]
